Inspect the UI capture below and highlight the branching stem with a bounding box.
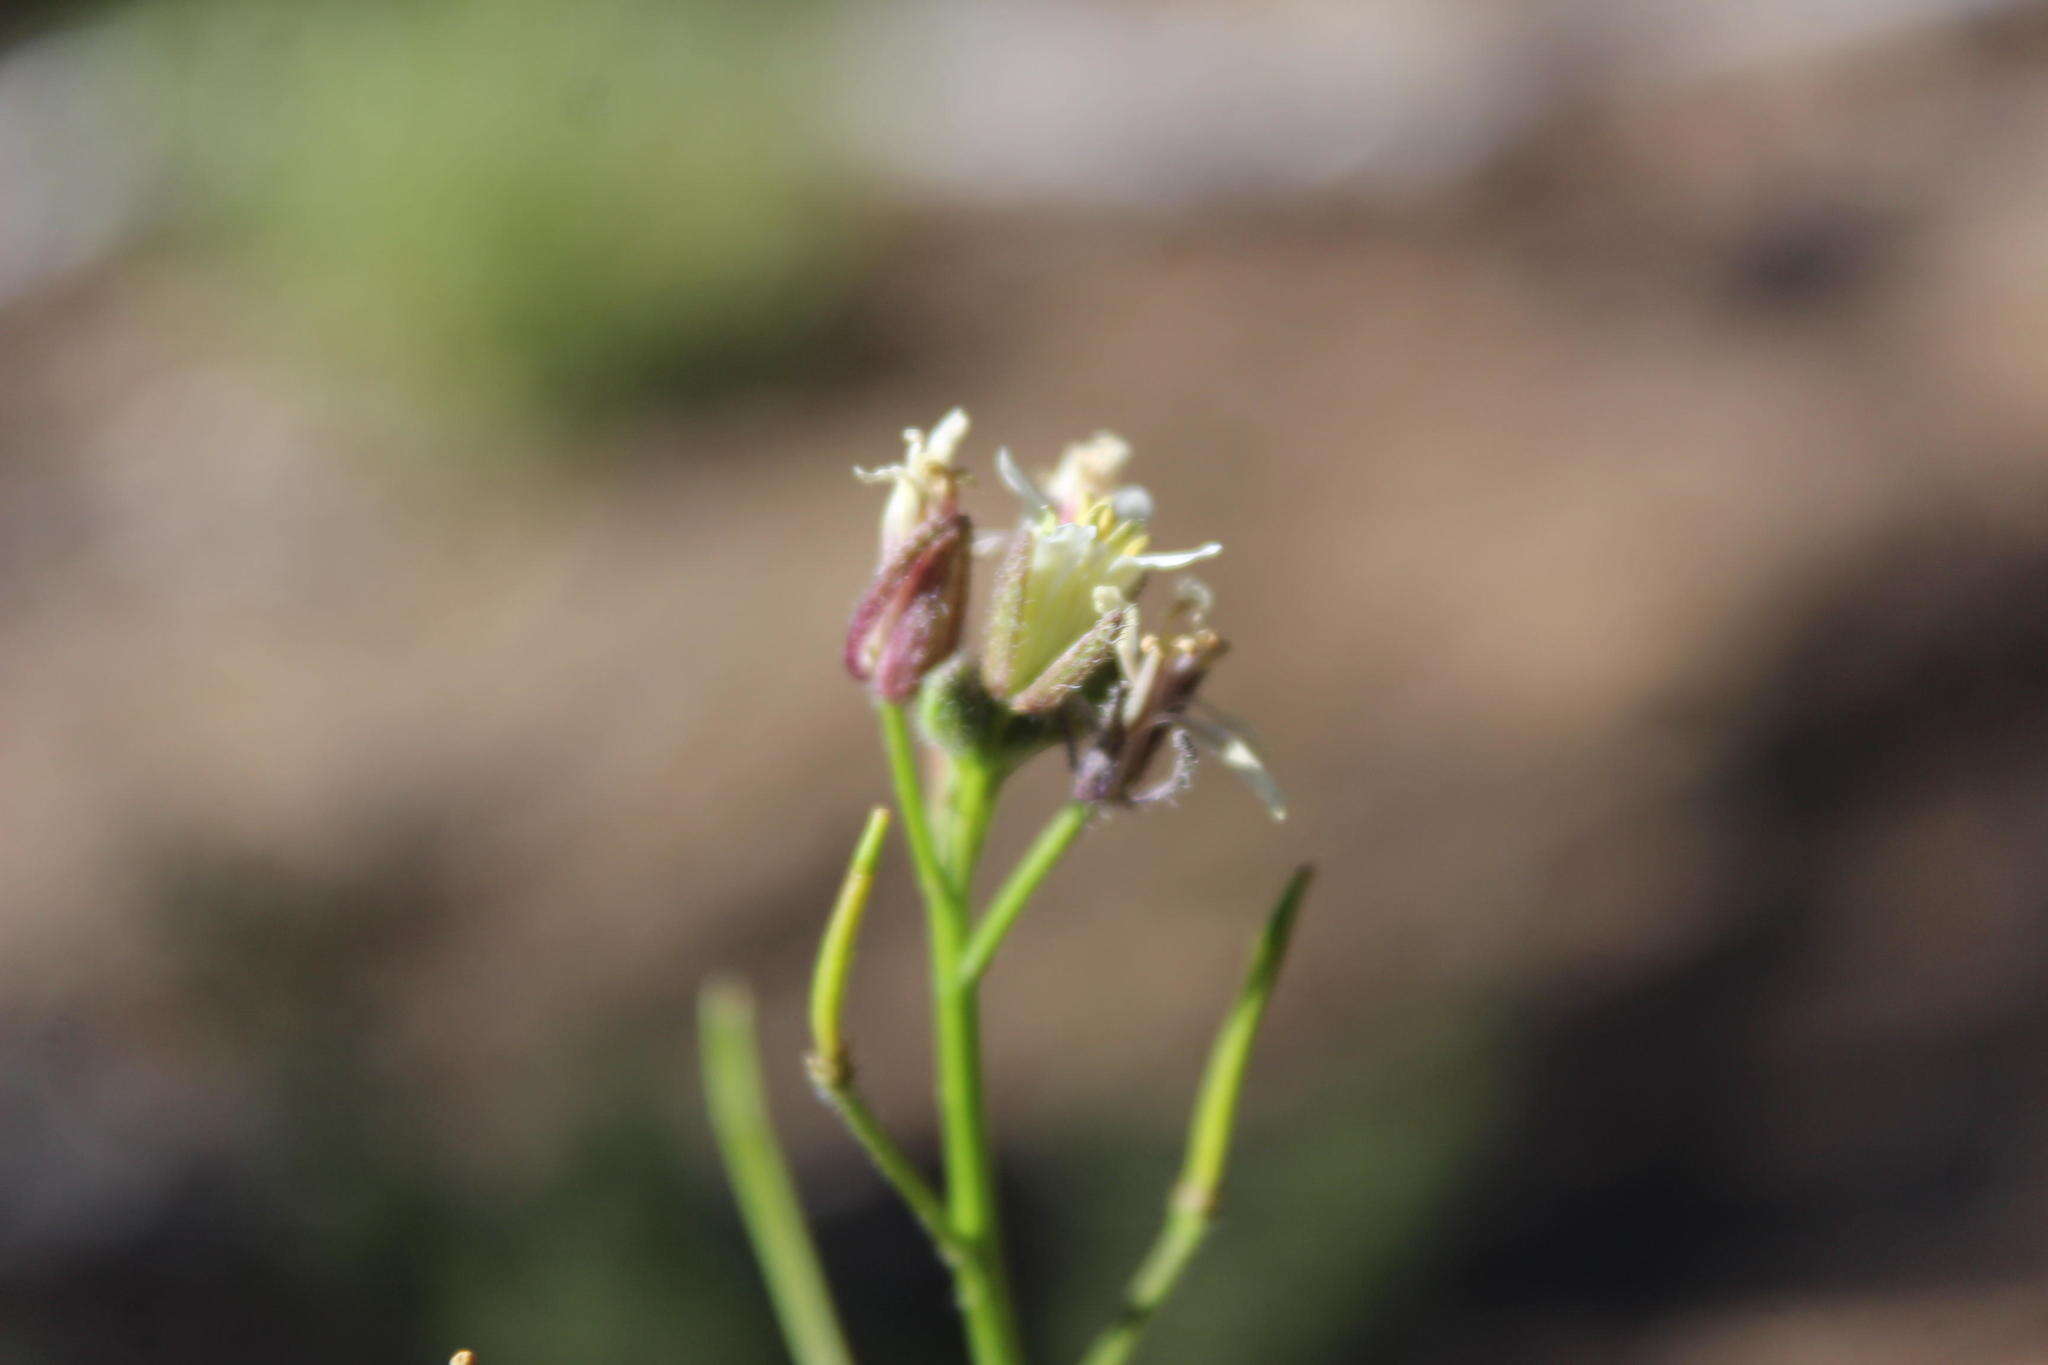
[958,801,1091,986]
[805,804,972,1271]
[810,1062,972,1271]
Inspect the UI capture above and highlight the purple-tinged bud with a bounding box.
[845,510,969,702]
[845,411,976,703]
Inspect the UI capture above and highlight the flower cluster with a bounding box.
[846,411,1282,818]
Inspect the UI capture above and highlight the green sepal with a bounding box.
[977,531,1033,700]
[919,656,1061,773]
[1007,607,1124,715]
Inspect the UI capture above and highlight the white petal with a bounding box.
[925,408,970,465]
[1062,431,1132,475]
[995,447,1053,513]
[1129,542,1223,571]
[1188,696,1261,742]
[1051,432,1135,509]
[1182,713,1287,821]
[1034,519,1100,557]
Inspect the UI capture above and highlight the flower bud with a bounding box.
[845,412,973,702]
[980,440,1218,714]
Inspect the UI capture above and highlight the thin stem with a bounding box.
[958,801,1092,986]
[877,706,1025,1365]
[935,755,1024,1364]
[1078,865,1314,1365]
[1075,1218,1207,1365]
[811,1068,973,1270]
[809,806,892,1082]
[698,981,855,1365]
[878,703,953,924]
[944,758,1001,901]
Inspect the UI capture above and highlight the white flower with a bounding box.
[981,443,1219,711]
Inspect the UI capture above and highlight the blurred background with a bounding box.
[9,0,2048,1360]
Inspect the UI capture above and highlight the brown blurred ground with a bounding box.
[11,5,2048,1362]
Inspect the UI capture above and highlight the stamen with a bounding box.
[1113,527,1152,557]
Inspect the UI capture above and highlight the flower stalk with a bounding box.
[957,800,1092,987]
[881,704,1025,1365]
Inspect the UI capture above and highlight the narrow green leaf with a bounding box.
[699,981,856,1365]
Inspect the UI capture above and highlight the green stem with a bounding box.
[958,801,1092,986]
[1078,865,1315,1365]
[944,754,1001,901]
[878,703,953,930]
[811,1069,972,1271]
[698,981,856,1365]
[878,705,1026,1365]
[1076,1215,1208,1365]
[935,756,1008,1238]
